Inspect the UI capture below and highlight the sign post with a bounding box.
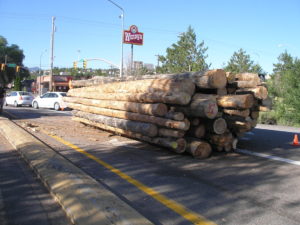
[123,25,143,75]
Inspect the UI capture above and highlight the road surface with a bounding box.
[2,105,300,225]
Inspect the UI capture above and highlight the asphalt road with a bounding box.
[0,123,72,225]
[2,106,300,225]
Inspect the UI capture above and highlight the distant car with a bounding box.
[32,92,67,111]
[5,91,34,107]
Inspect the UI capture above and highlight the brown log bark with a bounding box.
[69,78,195,96]
[227,120,252,133]
[69,103,190,130]
[158,128,185,138]
[164,111,185,121]
[175,99,218,119]
[186,124,206,138]
[72,117,186,153]
[235,72,261,84]
[234,80,260,88]
[236,86,268,100]
[226,72,236,84]
[72,111,158,137]
[185,138,212,159]
[67,90,191,105]
[217,94,254,109]
[193,69,227,89]
[64,96,168,116]
[223,109,250,117]
[209,132,234,146]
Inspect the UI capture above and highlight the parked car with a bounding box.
[5,91,34,107]
[32,92,67,111]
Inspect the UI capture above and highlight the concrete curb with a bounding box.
[0,117,152,225]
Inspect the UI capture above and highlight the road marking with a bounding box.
[236,149,300,166]
[48,134,216,225]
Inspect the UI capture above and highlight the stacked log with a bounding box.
[66,70,268,159]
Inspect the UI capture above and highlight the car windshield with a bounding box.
[20,92,31,96]
[60,93,67,97]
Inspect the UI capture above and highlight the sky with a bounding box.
[0,0,299,74]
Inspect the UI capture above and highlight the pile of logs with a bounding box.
[65,69,269,159]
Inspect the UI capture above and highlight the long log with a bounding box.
[226,72,236,84]
[164,111,185,121]
[185,138,212,159]
[193,69,227,89]
[72,117,185,153]
[69,78,195,96]
[234,80,260,88]
[217,94,254,109]
[158,128,185,138]
[64,96,168,116]
[209,132,234,147]
[67,91,191,105]
[69,103,190,130]
[236,86,268,100]
[235,72,261,83]
[223,109,250,117]
[72,111,158,137]
[186,124,206,138]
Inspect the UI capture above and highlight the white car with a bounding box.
[5,91,34,107]
[32,92,67,111]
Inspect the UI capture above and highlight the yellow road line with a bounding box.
[49,134,216,225]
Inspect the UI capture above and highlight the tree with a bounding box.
[267,52,300,125]
[224,48,264,74]
[0,36,28,86]
[157,26,210,73]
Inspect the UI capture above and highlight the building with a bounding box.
[34,75,73,94]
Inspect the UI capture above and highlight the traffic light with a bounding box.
[73,61,77,69]
[0,63,5,71]
[16,66,20,72]
[83,60,87,69]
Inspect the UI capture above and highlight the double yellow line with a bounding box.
[49,134,216,225]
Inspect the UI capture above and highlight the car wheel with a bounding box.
[14,101,19,107]
[54,102,60,111]
[33,101,39,109]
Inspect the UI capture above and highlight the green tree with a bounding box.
[224,48,264,73]
[157,26,210,73]
[0,36,28,85]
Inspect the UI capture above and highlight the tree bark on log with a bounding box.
[164,111,185,121]
[235,72,261,84]
[67,90,192,105]
[72,117,186,153]
[226,72,236,84]
[72,111,158,137]
[223,109,250,117]
[217,94,254,109]
[158,128,185,138]
[185,138,212,159]
[64,97,168,116]
[193,69,227,89]
[69,103,190,130]
[70,78,195,96]
[236,86,268,100]
[202,118,227,135]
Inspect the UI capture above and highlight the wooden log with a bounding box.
[72,111,158,137]
[69,103,190,130]
[202,118,227,135]
[250,111,259,120]
[234,80,260,88]
[236,86,268,100]
[235,72,261,84]
[217,88,227,96]
[209,132,234,146]
[67,91,191,105]
[227,120,252,133]
[223,109,250,118]
[185,138,212,159]
[217,94,254,109]
[226,72,236,84]
[191,118,200,126]
[158,128,185,138]
[193,69,227,89]
[72,117,186,153]
[69,78,196,96]
[175,99,218,119]
[227,87,237,94]
[186,124,206,138]
[64,96,168,116]
[164,111,185,121]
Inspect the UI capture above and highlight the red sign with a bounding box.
[123,25,144,45]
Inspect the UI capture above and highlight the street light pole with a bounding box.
[39,49,47,95]
[107,0,124,77]
[49,16,56,91]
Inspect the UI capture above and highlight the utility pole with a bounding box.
[49,16,56,91]
[155,54,160,67]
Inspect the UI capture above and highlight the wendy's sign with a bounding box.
[123,25,144,45]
